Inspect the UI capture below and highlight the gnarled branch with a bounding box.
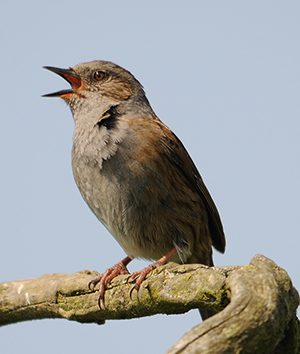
[0,255,299,353]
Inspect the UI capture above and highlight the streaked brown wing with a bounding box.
[157,120,226,253]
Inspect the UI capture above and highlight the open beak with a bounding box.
[42,66,82,98]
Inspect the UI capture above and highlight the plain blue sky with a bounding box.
[1,2,299,353]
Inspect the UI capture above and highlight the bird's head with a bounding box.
[43,61,151,119]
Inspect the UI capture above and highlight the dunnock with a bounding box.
[43,61,226,319]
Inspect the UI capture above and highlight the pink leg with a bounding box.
[129,247,177,297]
[89,256,132,309]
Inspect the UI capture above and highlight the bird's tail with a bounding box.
[198,253,219,321]
[199,308,218,320]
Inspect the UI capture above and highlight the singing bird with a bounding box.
[43,61,225,319]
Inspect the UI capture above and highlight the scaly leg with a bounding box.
[89,256,132,309]
[128,247,177,298]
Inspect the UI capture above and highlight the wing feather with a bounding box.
[156,120,226,253]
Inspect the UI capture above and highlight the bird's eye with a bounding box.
[93,71,105,81]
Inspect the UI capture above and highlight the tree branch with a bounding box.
[167,255,300,354]
[1,255,299,353]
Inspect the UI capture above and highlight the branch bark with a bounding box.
[0,255,299,353]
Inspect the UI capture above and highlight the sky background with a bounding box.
[1,2,299,353]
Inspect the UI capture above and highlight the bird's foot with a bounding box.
[128,263,158,299]
[89,256,132,310]
[128,247,178,298]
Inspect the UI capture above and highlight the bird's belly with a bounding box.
[72,155,174,260]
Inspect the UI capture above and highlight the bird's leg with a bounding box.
[128,247,178,298]
[89,256,132,309]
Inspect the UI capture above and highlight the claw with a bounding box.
[89,256,132,309]
[128,247,178,300]
[99,297,105,311]
[129,284,138,300]
[127,264,157,299]
[88,274,103,290]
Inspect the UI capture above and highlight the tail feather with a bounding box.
[199,308,218,321]
[198,251,218,320]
